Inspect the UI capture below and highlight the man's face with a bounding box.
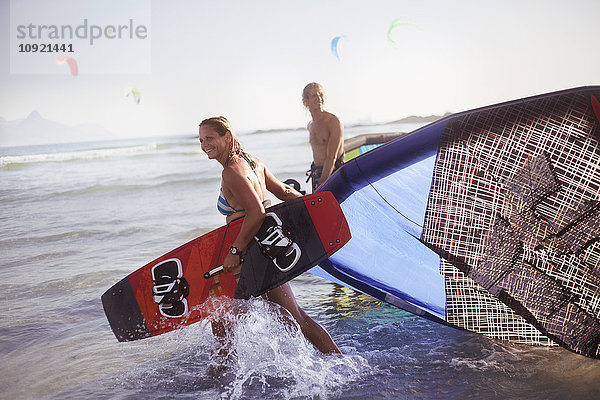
[307,87,325,110]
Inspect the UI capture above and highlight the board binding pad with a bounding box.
[101,191,350,342]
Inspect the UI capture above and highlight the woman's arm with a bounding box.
[221,168,265,272]
[264,165,302,201]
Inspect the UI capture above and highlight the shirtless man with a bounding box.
[302,82,344,192]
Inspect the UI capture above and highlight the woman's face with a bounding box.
[199,125,229,161]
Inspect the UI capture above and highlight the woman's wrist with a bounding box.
[231,243,248,254]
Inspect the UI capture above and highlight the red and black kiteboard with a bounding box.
[101,191,351,342]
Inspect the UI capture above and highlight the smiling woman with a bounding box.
[197,115,342,355]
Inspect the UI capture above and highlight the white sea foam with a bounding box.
[214,297,370,400]
[112,297,371,400]
[0,143,157,167]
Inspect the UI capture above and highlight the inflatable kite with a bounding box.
[313,86,600,359]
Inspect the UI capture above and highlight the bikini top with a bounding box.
[217,187,243,216]
[217,153,267,217]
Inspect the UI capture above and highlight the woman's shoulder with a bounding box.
[222,154,262,178]
[252,154,265,168]
[240,152,264,171]
[221,165,235,181]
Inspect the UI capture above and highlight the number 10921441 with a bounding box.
[19,43,74,52]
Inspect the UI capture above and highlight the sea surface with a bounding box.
[1,122,599,400]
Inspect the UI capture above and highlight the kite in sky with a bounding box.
[55,56,78,76]
[124,87,141,104]
[387,19,420,48]
[330,35,345,60]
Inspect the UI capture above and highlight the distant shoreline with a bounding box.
[1,111,451,146]
[245,113,451,135]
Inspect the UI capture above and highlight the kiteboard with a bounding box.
[343,132,405,161]
[102,191,350,342]
[312,86,600,358]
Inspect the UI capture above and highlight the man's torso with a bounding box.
[308,112,342,166]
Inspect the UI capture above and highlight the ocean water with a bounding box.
[1,122,599,400]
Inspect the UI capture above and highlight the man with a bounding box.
[302,82,345,192]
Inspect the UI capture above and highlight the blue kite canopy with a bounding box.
[312,86,600,359]
[330,35,345,60]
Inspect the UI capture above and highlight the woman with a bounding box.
[199,116,341,354]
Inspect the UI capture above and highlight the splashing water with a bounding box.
[210,297,371,399]
[111,296,371,400]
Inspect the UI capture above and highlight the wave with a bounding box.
[0,229,108,248]
[45,176,218,198]
[0,143,158,167]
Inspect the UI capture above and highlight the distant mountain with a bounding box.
[0,111,115,147]
[387,113,452,124]
[343,113,451,129]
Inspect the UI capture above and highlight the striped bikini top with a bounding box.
[217,187,243,216]
[217,153,257,217]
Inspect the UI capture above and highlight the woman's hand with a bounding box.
[223,252,242,272]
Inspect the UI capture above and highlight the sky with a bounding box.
[1,0,599,141]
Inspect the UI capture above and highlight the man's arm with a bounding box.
[318,116,343,185]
